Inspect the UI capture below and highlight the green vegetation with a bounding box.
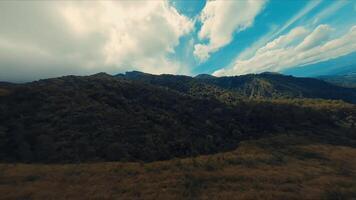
[0,72,355,163]
[0,73,355,163]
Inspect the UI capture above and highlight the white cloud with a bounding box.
[213,24,356,76]
[256,27,308,54]
[295,24,333,51]
[193,0,267,62]
[237,0,321,61]
[0,1,193,82]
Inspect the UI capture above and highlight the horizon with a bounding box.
[0,70,327,84]
[0,0,355,82]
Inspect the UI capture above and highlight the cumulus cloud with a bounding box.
[0,1,193,82]
[213,24,356,76]
[193,0,267,62]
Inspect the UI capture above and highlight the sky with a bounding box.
[0,0,355,82]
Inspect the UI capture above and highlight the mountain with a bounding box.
[0,73,244,162]
[200,73,356,103]
[194,74,216,79]
[1,72,355,163]
[118,71,356,104]
[318,72,356,88]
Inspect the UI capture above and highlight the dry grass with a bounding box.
[1,135,356,200]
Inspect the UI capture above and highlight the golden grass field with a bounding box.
[1,135,356,200]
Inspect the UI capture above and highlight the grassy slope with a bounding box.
[1,135,356,200]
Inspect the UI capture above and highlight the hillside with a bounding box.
[200,73,356,103]
[1,72,356,200]
[0,72,355,163]
[118,71,356,104]
[0,73,244,162]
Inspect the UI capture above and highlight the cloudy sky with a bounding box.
[0,0,355,82]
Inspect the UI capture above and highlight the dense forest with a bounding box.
[0,72,355,163]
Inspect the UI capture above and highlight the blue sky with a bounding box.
[0,0,355,81]
[170,0,356,76]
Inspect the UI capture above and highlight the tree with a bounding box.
[105,143,129,161]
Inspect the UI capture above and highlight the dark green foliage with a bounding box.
[105,143,129,161]
[0,72,355,163]
[0,73,243,162]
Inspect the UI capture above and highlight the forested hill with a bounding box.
[118,71,356,104]
[0,73,242,162]
[0,72,355,163]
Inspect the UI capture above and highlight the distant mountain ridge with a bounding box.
[117,71,356,104]
[318,72,356,88]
